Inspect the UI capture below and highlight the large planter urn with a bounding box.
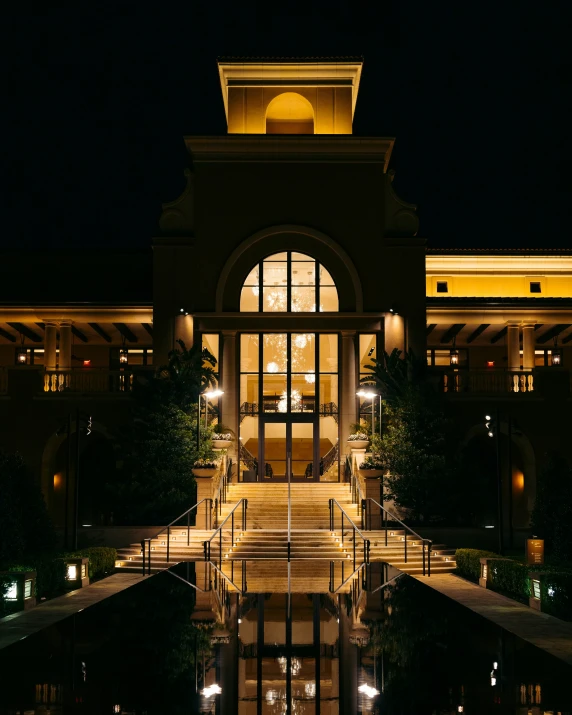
[347,440,369,450]
[193,467,218,478]
[212,439,232,449]
[359,469,384,478]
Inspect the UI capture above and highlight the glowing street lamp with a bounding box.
[356,389,382,438]
[358,683,380,698]
[202,684,222,698]
[197,389,224,450]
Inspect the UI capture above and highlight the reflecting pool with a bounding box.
[0,561,570,714]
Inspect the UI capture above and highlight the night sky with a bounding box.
[4,3,572,252]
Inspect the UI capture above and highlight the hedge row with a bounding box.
[2,546,117,601]
[455,548,572,620]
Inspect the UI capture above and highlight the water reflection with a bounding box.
[0,561,570,714]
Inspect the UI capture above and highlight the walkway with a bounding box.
[0,573,147,651]
[415,573,572,666]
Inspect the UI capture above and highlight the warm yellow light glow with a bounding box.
[53,473,62,489]
[266,92,314,121]
[513,471,525,492]
[66,564,78,580]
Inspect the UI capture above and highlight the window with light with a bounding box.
[240,252,338,312]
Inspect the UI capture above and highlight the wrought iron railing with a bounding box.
[321,442,339,475]
[141,497,213,575]
[363,498,432,576]
[238,441,257,472]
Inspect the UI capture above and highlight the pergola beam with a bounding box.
[113,323,138,343]
[490,326,508,344]
[536,324,572,344]
[0,327,16,342]
[426,324,437,336]
[562,332,572,344]
[88,322,112,343]
[466,324,490,344]
[142,323,153,337]
[72,326,88,343]
[440,323,466,344]
[7,322,42,343]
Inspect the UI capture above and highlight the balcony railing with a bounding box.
[42,368,152,394]
[436,369,535,394]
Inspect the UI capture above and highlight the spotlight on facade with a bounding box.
[388,304,399,315]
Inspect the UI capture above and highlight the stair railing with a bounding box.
[213,458,233,526]
[345,455,364,515]
[141,497,213,575]
[203,498,248,569]
[329,560,367,595]
[362,498,432,576]
[329,498,370,571]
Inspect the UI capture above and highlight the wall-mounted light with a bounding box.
[83,359,91,367]
[388,304,399,315]
[552,338,562,366]
[450,350,459,366]
[119,348,128,365]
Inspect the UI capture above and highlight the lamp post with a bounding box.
[356,389,382,438]
[197,389,224,451]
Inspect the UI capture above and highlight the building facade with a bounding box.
[0,59,571,531]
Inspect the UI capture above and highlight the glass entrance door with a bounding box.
[262,418,316,481]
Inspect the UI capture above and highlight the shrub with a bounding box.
[454,548,499,582]
[65,547,117,580]
[538,572,572,620]
[488,559,529,602]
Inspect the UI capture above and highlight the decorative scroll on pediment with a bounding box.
[158,168,194,236]
[384,170,419,237]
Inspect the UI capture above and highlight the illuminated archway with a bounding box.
[240,251,338,313]
[266,92,314,134]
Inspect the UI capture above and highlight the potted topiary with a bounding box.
[358,455,384,478]
[192,459,219,478]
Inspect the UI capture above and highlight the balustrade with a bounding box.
[41,368,151,394]
[440,369,535,394]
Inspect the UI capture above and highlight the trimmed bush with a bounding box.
[537,572,572,620]
[65,547,117,580]
[454,548,499,582]
[488,559,530,602]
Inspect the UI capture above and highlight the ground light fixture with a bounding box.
[202,684,222,698]
[358,683,380,698]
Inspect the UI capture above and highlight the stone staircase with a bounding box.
[115,481,456,577]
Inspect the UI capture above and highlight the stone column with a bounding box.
[340,332,357,457]
[506,324,521,371]
[59,322,73,370]
[221,331,238,459]
[522,324,535,371]
[44,322,58,371]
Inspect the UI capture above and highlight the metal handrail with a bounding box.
[141,497,213,575]
[287,453,291,562]
[204,498,248,565]
[329,498,370,571]
[364,498,432,576]
[213,458,233,526]
[330,560,367,594]
[345,455,365,514]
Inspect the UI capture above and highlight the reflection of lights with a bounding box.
[305,371,315,384]
[358,683,380,698]
[277,656,301,675]
[294,334,307,348]
[278,392,288,413]
[266,689,278,703]
[252,285,259,296]
[305,682,316,698]
[202,684,222,698]
[290,389,302,411]
[267,362,280,373]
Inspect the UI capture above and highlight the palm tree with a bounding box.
[158,339,218,411]
[360,348,423,403]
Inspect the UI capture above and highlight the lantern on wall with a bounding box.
[551,338,561,366]
[450,349,459,366]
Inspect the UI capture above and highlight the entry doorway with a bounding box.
[262,417,317,481]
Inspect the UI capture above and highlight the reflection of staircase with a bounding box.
[115,530,211,574]
[360,531,455,575]
[221,560,352,592]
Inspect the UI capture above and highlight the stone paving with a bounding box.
[0,573,147,651]
[415,573,572,666]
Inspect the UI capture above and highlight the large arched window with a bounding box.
[240,252,339,312]
[266,92,314,134]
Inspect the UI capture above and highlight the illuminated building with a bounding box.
[0,58,570,531]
